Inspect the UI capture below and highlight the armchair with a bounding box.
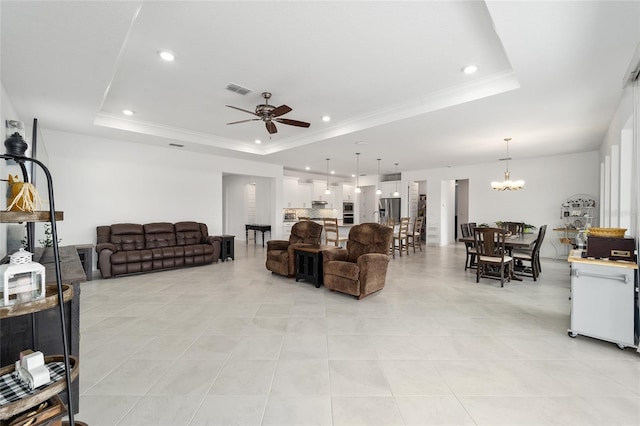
[322,223,393,299]
[266,220,323,277]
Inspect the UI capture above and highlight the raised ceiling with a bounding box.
[2,1,639,177]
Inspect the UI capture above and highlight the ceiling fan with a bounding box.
[226,92,311,135]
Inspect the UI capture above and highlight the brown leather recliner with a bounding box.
[322,222,393,299]
[266,221,323,277]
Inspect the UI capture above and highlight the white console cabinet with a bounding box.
[568,252,638,349]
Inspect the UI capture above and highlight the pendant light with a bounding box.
[354,153,361,193]
[491,137,525,191]
[325,158,331,195]
[393,163,400,197]
[376,158,382,195]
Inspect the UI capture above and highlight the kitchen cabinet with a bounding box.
[312,180,336,208]
[283,178,311,208]
[567,251,638,349]
[342,184,355,201]
[380,181,400,198]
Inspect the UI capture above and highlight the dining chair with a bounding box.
[391,217,410,258]
[406,216,424,253]
[323,217,348,247]
[460,223,477,270]
[512,224,547,280]
[502,221,524,235]
[474,227,513,287]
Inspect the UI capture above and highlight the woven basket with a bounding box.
[588,227,626,238]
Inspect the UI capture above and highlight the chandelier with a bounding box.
[491,138,525,191]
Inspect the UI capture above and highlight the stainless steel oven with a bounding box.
[343,202,354,224]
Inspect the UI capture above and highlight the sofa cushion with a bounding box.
[144,222,177,248]
[175,221,204,245]
[110,223,145,251]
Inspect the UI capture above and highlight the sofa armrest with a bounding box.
[322,248,348,262]
[206,235,222,245]
[96,242,117,253]
[267,240,290,251]
[206,236,222,262]
[96,246,115,278]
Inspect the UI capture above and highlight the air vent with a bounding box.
[381,173,401,182]
[226,83,252,95]
[169,143,184,148]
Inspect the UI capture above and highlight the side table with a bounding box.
[217,235,235,261]
[294,245,333,288]
[74,244,94,281]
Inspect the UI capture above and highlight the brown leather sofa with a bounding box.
[266,220,323,277]
[96,221,221,278]
[322,222,393,299]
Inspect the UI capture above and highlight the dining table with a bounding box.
[458,232,538,281]
[458,232,537,250]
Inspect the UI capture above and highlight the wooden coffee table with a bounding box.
[294,245,336,288]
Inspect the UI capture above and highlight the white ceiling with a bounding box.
[2,1,639,178]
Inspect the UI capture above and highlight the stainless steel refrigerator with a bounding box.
[379,198,401,224]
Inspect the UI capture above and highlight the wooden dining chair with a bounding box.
[391,217,410,258]
[502,222,524,235]
[512,225,547,280]
[460,223,477,270]
[406,216,424,253]
[473,227,513,287]
[323,217,348,247]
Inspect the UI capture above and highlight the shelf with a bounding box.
[0,355,79,420]
[0,211,64,223]
[0,285,73,319]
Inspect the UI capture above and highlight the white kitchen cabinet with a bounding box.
[312,180,337,207]
[283,177,299,208]
[296,182,312,208]
[342,183,355,201]
[380,181,400,198]
[568,252,638,349]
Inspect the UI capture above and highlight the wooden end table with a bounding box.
[294,245,335,288]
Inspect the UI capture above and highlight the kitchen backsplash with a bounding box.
[283,207,339,220]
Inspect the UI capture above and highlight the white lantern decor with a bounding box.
[0,248,45,306]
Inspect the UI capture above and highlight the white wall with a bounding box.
[42,128,283,269]
[404,150,600,258]
[223,175,275,242]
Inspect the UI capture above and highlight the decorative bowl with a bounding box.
[587,227,626,238]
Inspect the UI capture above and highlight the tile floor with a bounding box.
[75,243,640,425]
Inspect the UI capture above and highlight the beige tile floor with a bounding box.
[75,243,640,425]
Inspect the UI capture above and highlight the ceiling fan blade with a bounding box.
[226,105,259,116]
[226,118,261,125]
[275,118,311,128]
[271,105,292,117]
[266,121,278,134]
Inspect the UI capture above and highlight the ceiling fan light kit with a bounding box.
[491,137,525,191]
[226,92,311,135]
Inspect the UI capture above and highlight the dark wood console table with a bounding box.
[245,224,271,247]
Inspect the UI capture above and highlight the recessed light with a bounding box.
[355,141,368,145]
[351,174,356,178]
[305,166,310,170]
[254,139,262,144]
[122,109,134,116]
[331,171,335,175]
[322,115,331,122]
[159,50,175,62]
[462,64,478,74]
